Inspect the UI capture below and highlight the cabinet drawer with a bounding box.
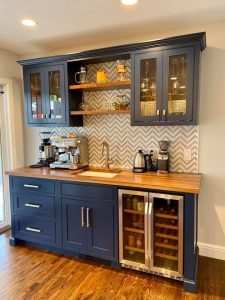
[61,182,114,201]
[14,215,56,245]
[13,192,55,219]
[12,177,55,194]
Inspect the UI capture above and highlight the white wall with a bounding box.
[0,48,24,168]
[21,21,225,259]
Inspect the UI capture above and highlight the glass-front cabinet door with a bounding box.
[45,65,66,124]
[163,47,194,122]
[149,193,183,277]
[24,64,66,125]
[133,51,162,123]
[119,190,149,269]
[25,68,46,124]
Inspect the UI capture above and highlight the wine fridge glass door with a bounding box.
[118,190,149,270]
[149,193,183,278]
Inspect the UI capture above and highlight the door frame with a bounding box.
[0,78,24,230]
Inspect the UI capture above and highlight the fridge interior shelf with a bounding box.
[125,227,144,234]
[155,223,178,230]
[125,246,145,254]
[155,242,178,250]
[155,213,178,220]
[155,233,178,240]
[124,209,144,215]
[155,252,178,261]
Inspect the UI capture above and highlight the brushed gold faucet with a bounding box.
[101,141,113,169]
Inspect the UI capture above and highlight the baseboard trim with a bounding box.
[198,242,225,260]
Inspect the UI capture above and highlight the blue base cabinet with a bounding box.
[8,175,198,293]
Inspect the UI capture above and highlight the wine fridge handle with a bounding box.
[144,200,149,265]
[148,201,153,267]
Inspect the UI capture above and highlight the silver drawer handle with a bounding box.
[81,207,85,227]
[86,208,90,228]
[24,184,39,189]
[26,226,41,233]
[25,203,41,208]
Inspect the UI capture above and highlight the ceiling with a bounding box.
[1,0,225,56]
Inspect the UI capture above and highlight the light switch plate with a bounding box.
[184,148,192,161]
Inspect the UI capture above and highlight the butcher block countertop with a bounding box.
[6,167,202,194]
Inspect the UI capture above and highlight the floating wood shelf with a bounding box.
[69,80,131,91]
[124,209,144,215]
[125,246,145,254]
[70,109,130,116]
[125,227,144,234]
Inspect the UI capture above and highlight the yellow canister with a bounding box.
[96,71,107,83]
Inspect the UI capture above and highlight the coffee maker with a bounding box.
[49,136,88,170]
[30,131,55,167]
[157,141,170,173]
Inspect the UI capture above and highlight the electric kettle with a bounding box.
[133,150,146,173]
[133,150,157,173]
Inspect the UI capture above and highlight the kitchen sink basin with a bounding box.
[78,170,118,178]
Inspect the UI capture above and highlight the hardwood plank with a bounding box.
[1,231,225,299]
[69,80,131,90]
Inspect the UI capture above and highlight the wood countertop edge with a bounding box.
[5,168,202,194]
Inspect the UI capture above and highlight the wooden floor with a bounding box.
[0,231,225,300]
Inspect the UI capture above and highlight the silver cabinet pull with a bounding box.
[25,203,41,208]
[86,208,90,228]
[148,202,153,264]
[24,184,39,189]
[81,207,85,227]
[26,226,41,233]
[162,109,166,116]
[156,109,160,116]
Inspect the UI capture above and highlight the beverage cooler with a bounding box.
[118,190,183,280]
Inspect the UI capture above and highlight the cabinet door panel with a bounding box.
[25,67,46,124]
[162,47,194,122]
[45,65,66,124]
[62,198,87,251]
[133,51,162,123]
[87,201,115,259]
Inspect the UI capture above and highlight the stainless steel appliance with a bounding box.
[133,150,146,173]
[37,132,55,167]
[133,150,156,173]
[119,190,183,280]
[157,141,170,173]
[49,137,88,170]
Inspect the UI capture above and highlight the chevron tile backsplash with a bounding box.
[41,60,199,173]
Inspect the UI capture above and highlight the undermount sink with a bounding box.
[78,170,118,178]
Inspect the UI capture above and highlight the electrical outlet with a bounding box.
[184,148,192,161]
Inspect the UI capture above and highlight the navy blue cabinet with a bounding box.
[86,201,115,259]
[61,182,118,261]
[131,45,201,126]
[62,198,87,251]
[24,64,67,126]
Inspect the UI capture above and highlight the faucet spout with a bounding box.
[101,141,113,169]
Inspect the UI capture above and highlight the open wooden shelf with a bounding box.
[70,109,130,116]
[69,80,131,91]
[125,246,145,254]
[124,209,144,215]
[125,227,144,234]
